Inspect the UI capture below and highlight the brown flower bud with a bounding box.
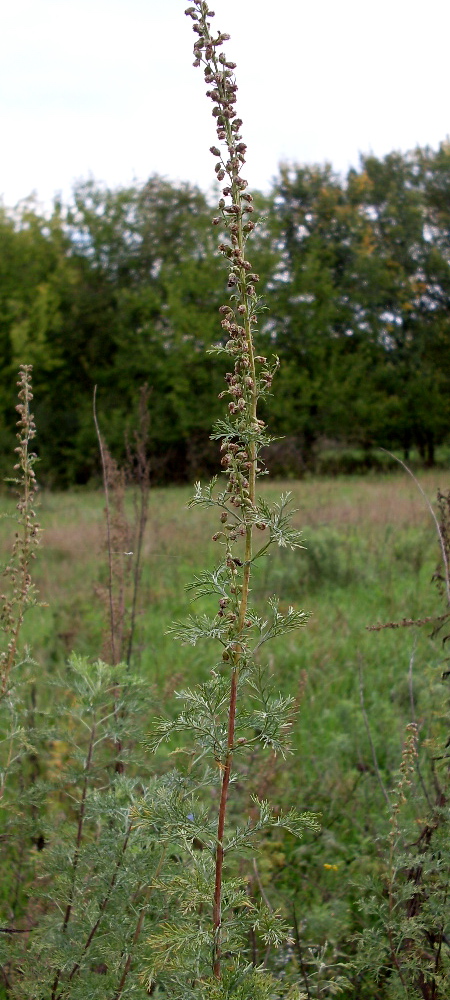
[210,145,221,156]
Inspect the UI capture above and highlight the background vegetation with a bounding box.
[1,469,449,996]
[1,141,450,485]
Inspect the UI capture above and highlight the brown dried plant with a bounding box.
[93,385,151,668]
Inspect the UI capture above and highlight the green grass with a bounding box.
[0,470,446,716]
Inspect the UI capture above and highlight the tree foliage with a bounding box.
[1,145,450,483]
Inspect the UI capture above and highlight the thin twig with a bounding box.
[252,858,272,911]
[367,612,450,632]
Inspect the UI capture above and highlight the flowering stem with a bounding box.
[1,366,40,698]
[186,0,279,978]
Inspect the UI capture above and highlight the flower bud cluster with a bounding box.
[186,2,275,631]
[185,2,259,285]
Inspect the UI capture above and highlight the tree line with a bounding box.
[1,142,449,485]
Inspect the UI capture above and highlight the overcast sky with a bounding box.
[2,0,449,210]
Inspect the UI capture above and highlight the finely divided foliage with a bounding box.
[135,2,317,991]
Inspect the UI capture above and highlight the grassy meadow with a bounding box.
[2,470,449,978]
[1,467,449,997]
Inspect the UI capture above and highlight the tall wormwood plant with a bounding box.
[135,5,317,998]
[0,365,40,702]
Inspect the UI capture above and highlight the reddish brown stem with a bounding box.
[51,723,96,1000]
[213,666,238,978]
[68,822,133,982]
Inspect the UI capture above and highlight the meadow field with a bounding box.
[1,469,448,995]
